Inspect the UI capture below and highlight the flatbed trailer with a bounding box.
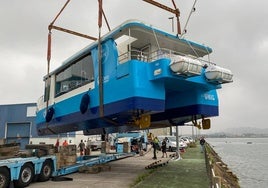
[0,153,133,188]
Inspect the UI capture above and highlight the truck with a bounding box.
[0,144,133,188]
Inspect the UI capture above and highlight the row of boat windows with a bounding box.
[44,47,151,101]
[55,54,94,97]
[43,46,188,101]
[52,47,154,98]
[44,54,94,102]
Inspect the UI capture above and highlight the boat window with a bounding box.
[55,53,94,97]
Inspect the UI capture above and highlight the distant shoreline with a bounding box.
[205,134,268,138]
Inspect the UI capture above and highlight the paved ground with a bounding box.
[25,145,209,188]
[28,147,168,188]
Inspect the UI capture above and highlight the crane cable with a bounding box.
[46,0,71,76]
[180,0,212,65]
[98,0,104,117]
[181,0,198,37]
[171,0,181,36]
[46,0,70,109]
[45,0,70,133]
[45,0,111,123]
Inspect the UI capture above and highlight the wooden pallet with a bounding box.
[145,159,169,169]
[0,143,20,158]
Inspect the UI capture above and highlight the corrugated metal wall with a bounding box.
[0,103,76,149]
[0,103,35,149]
[6,122,31,149]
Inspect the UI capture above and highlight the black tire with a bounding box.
[0,167,10,188]
[38,160,53,182]
[14,163,34,188]
[80,93,90,114]
[45,107,54,122]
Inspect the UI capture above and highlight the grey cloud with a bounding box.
[1,0,267,132]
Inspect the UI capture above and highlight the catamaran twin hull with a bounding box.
[36,20,232,135]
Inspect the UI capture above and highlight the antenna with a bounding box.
[169,17,174,32]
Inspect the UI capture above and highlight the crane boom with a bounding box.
[49,25,97,40]
[143,0,177,14]
[142,0,181,35]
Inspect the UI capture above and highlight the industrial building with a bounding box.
[0,103,78,149]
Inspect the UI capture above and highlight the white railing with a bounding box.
[118,48,209,64]
[118,49,150,63]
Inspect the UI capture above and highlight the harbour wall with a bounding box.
[205,143,240,188]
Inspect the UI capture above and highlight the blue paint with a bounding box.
[36,20,227,135]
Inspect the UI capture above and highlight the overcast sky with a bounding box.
[1,0,267,133]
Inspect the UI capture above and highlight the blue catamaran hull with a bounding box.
[36,20,231,135]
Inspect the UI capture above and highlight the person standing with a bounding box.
[85,138,91,155]
[62,140,68,146]
[78,140,86,156]
[55,138,60,152]
[152,136,159,160]
[161,137,168,158]
[199,136,206,153]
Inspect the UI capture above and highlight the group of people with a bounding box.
[54,138,92,156]
[55,138,68,148]
[54,139,69,152]
[151,136,168,160]
[151,135,206,159]
[55,135,206,159]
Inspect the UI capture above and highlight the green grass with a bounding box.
[132,146,210,188]
[130,169,156,187]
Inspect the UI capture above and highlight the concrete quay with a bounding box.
[28,145,209,188]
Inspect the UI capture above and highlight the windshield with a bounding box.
[168,137,176,142]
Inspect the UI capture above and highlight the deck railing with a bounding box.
[118,48,208,64]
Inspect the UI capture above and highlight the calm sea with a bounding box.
[206,138,268,188]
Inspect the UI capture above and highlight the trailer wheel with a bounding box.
[0,167,10,188]
[38,160,53,182]
[14,163,34,188]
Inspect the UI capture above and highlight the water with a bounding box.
[207,138,268,188]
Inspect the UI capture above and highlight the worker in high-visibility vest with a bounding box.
[152,136,159,159]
